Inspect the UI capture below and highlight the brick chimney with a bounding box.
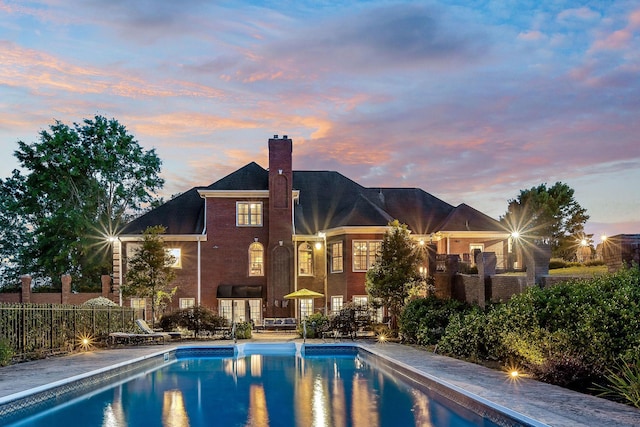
[267,135,294,316]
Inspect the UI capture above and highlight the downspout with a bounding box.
[117,238,123,306]
[197,236,201,306]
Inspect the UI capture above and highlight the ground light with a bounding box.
[503,363,525,382]
[77,332,95,351]
[376,333,388,344]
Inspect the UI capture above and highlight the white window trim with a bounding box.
[352,240,382,272]
[236,201,263,227]
[298,243,314,276]
[331,241,343,273]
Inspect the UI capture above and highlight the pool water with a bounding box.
[8,352,498,427]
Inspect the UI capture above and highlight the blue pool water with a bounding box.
[7,347,500,427]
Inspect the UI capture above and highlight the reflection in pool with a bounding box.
[8,351,498,427]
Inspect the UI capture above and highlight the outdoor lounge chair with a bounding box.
[108,320,170,346]
[136,319,181,340]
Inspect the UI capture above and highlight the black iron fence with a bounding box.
[0,303,137,360]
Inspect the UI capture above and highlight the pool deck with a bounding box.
[1,334,638,426]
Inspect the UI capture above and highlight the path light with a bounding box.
[504,363,523,382]
[77,332,95,351]
[376,333,388,344]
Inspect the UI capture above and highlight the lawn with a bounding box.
[548,265,608,276]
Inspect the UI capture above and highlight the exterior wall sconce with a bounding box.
[279,240,283,246]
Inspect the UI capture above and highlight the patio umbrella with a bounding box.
[284,288,324,299]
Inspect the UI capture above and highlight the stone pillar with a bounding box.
[61,274,72,304]
[20,275,32,303]
[524,243,551,286]
[101,275,112,298]
[476,252,497,308]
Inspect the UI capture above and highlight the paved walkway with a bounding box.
[1,334,638,426]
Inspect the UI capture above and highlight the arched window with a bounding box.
[249,242,264,276]
[298,243,313,276]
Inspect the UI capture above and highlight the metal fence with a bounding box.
[0,303,137,360]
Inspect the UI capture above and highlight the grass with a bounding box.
[548,265,608,276]
[497,265,608,277]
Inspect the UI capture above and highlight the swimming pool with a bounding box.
[1,344,537,426]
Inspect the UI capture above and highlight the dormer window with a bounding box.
[237,202,263,226]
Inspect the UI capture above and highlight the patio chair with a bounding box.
[136,319,181,341]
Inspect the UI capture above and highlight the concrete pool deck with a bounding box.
[0,335,638,426]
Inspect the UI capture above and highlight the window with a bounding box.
[179,298,195,309]
[130,297,146,319]
[352,240,382,271]
[219,300,232,322]
[298,243,313,276]
[353,295,368,307]
[249,242,264,276]
[130,298,146,310]
[167,248,182,268]
[236,202,263,226]
[299,298,313,319]
[331,242,343,273]
[331,295,343,315]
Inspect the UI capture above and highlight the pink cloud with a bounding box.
[517,30,545,41]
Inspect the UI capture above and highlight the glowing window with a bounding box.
[249,242,264,276]
[352,240,382,271]
[298,243,313,276]
[331,242,343,273]
[237,202,263,226]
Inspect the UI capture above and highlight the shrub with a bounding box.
[82,297,118,307]
[400,296,470,345]
[159,306,228,336]
[437,265,640,394]
[234,321,252,339]
[298,313,329,338]
[0,338,13,366]
[549,258,569,269]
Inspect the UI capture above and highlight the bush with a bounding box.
[159,306,228,336]
[298,313,329,338]
[549,258,569,269]
[437,265,640,393]
[234,321,252,339]
[0,338,13,366]
[400,296,470,345]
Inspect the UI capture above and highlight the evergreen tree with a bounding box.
[365,220,425,329]
[123,226,177,327]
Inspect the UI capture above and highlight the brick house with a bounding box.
[113,136,511,324]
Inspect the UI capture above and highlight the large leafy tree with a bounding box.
[123,226,177,327]
[365,220,425,330]
[501,182,590,259]
[0,116,163,289]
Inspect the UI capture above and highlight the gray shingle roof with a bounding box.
[121,163,502,236]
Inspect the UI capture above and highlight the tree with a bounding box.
[0,116,163,288]
[365,220,425,330]
[123,226,177,327]
[501,182,590,260]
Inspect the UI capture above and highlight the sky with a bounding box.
[1,0,639,245]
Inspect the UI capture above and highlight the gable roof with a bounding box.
[121,163,503,237]
[204,162,268,191]
[437,203,505,232]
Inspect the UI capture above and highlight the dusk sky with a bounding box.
[1,1,639,244]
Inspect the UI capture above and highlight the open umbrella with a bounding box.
[284,288,324,299]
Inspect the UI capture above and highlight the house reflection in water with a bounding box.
[162,390,190,427]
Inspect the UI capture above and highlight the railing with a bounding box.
[0,303,136,360]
